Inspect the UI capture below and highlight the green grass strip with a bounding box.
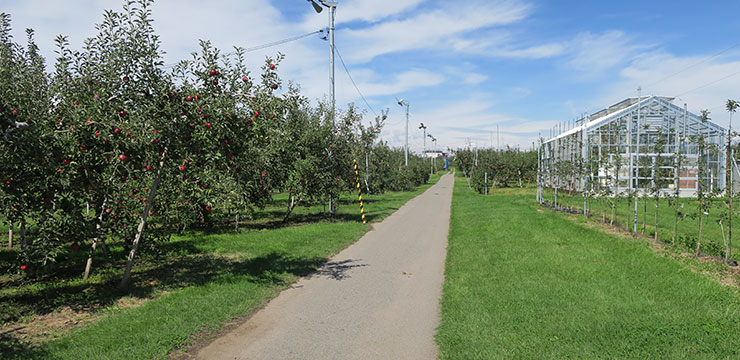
[437,175,740,359]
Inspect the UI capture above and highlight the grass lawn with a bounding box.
[437,174,740,359]
[0,173,443,359]
[542,187,739,260]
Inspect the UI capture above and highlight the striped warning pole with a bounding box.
[354,159,366,224]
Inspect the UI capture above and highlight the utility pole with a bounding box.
[398,99,410,166]
[307,0,338,124]
[420,123,429,173]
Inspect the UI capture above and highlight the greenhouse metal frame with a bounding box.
[537,96,728,200]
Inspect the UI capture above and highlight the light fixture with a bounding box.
[307,0,323,13]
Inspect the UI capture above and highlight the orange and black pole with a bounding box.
[353,159,366,224]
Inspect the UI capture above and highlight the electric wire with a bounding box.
[674,68,740,97]
[334,45,378,117]
[162,29,324,69]
[646,40,740,88]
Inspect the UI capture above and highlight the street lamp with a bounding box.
[307,0,338,124]
[398,98,410,166]
[419,122,427,159]
[428,134,437,174]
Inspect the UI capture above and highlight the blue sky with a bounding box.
[4,0,740,152]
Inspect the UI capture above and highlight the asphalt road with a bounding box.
[196,173,454,360]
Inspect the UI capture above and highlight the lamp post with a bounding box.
[419,122,427,163]
[307,0,338,124]
[428,135,437,174]
[398,99,410,166]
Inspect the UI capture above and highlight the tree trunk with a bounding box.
[7,222,12,249]
[720,220,728,263]
[119,141,169,289]
[83,198,107,280]
[99,238,109,257]
[642,196,647,234]
[695,211,704,257]
[727,198,733,262]
[672,207,679,246]
[283,193,296,223]
[610,199,616,225]
[601,198,606,223]
[654,197,659,241]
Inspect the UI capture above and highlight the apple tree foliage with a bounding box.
[454,147,537,194]
[0,0,434,285]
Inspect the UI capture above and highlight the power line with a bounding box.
[646,40,740,89]
[674,68,740,97]
[162,29,324,69]
[240,29,323,54]
[334,45,378,117]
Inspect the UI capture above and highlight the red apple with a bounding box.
[114,128,121,134]
[272,84,278,90]
[180,165,186,172]
[72,243,79,251]
[209,69,217,76]
[213,79,218,85]
[73,101,79,105]
[146,165,152,171]
[5,179,10,185]
[269,64,276,70]
[93,94,99,99]
[194,94,201,101]
[119,110,127,116]
[105,209,111,214]
[148,212,153,216]
[205,205,212,212]
[186,95,193,102]
[20,265,27,270]
[242,76,248,82]
[119,154,128,161]
[12,109,18,115]
[206,122,212,128]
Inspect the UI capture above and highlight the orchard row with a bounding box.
[455,147,538,193]
[0,1,431,286]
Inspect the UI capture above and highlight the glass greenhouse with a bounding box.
[537,96,728,199]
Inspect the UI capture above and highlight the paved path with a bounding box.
[196,173,455,360]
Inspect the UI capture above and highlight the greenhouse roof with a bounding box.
[543,95,725,145]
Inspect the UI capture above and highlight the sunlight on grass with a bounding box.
[438,174,740,359]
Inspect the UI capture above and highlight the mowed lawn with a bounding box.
[437,175,740,359]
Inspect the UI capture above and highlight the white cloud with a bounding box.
[492,43,566,58]
[301,0,424,29]
[463,73,488,85]
[566,30,653,79]
[597,51,740,127]
[340,1,531,63]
